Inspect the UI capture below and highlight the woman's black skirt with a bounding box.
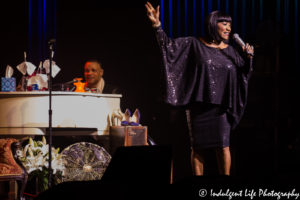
[187,102,231,149]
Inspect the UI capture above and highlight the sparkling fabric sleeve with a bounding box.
[228,48,253,129]
[155,26,197,105]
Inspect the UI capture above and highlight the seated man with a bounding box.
[84,59,119,94]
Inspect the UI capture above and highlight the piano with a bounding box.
[0,91,122,136]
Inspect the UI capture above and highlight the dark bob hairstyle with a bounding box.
[204,10,232,44]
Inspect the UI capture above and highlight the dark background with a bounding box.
[1,0,299,183]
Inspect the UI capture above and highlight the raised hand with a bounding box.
[145,2,161,27]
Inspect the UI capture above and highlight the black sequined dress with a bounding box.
[155,27,253,148]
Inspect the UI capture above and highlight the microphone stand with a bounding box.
[48,39,55,188]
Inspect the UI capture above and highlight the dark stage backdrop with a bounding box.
[1,0,299,182]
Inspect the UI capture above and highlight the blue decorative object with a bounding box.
[1,77,16,92]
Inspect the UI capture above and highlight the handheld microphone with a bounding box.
[232,33,245,47]
[232,33,254,56]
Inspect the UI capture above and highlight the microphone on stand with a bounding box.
[232,33,254,56]
[63,79,78,85]
[48,38,56,46]
[48,39,56,59]
[53,79,78,91]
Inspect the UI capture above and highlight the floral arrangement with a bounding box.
[15,136,64,192]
